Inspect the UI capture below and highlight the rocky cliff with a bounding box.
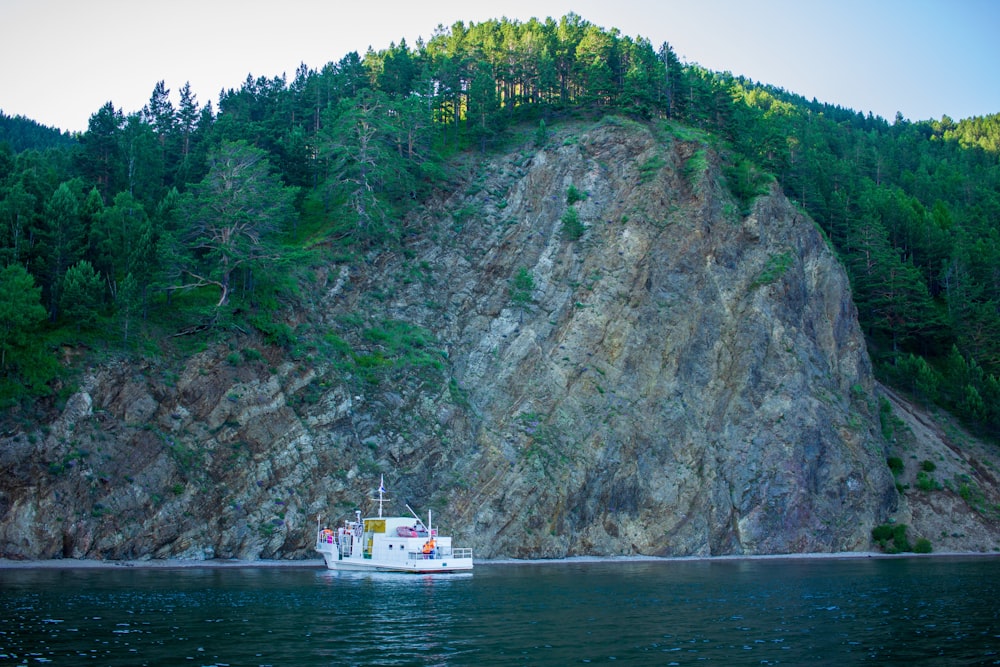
[5,117,987,561]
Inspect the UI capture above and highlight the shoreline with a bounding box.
[2,550,998,570]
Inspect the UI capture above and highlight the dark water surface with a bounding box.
[1,556,998,665]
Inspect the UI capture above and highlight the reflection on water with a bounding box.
[1,557,998,665]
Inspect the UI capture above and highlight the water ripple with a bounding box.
[1,559,998,664]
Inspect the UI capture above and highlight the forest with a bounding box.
[1,13,999,437]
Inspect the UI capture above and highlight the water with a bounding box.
[1,556,998,665]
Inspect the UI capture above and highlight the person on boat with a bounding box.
[422,538,436,557]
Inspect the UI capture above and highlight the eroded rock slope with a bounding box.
[1,118,906,560]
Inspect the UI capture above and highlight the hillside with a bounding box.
[8,117,997,561]
[0,110,76,152]
[4,14,1000,458]
[881,386,1000,552]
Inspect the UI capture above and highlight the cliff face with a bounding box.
[1,118,903,560]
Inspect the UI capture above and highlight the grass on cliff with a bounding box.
[750,252,795,290]
[724,157,773,214]
[322,317,446,389]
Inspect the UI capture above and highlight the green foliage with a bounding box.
[566,184,587,205]
[248,313,296,348]
[0,264,57,404]
[681,150,707,186]
[352,319,445,386]
[941,113,1000,153]
[878,397,899,441]
[880,346,1000,438]
[956,479,1000,519]
[886,456,905,475]
[166,439,202,476]
[534,120,548,148]
[60,260,104,331]
[915,470,940,492]
[115,272,142,345]
[886,354,940,405]
[724,157,772,213]
[913,537,933,554]
[872,523,913,553]
[638,154,666,183]
[37,181,86,320]
[0,111,76,152]
[175,141,296,308]
[561,206,585,241]
[0,263,47,368]
[750,252,794,289]
[517,412,555,450]
[870,523,894,542]
[510,267,535,306]
[448,378,470,408]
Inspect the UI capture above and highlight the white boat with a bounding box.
[315,477,473,573]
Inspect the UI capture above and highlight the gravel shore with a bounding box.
[3,551,997,570]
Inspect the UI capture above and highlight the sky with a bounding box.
[2,0,998,134]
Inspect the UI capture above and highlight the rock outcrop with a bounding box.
[0,118,919,560]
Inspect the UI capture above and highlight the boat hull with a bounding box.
[320,553,473,573]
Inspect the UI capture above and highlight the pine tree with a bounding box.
[60,259,104,331]
[468,62,501,151]
[90,190,151,289]
[0,179,37,265]
[115,272,141,344]
[0,263,47,370]
[174,141,295,307]
[144,80,176,145]
[317,90,398,246]
[35,182,85,320]
[177,81,199,158]
[76,102,125,198]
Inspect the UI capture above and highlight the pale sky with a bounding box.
[2,0,998,134]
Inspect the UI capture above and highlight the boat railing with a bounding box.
[315,530,355,560]
[407,547,473,561]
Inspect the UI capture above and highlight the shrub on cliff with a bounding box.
[872,523,913,553]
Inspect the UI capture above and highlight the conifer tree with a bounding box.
[174,141,295,307]
[76,102,125,198]
[177,81,199,158]
[0,263,46,370]
[115,271,141,344]
[144,80,176,145]
[35,182,85,320]
[60,259,104,331]
[318,90,398,245]
[0,180,36,265]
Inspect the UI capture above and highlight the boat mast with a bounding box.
[375,475,387,518]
